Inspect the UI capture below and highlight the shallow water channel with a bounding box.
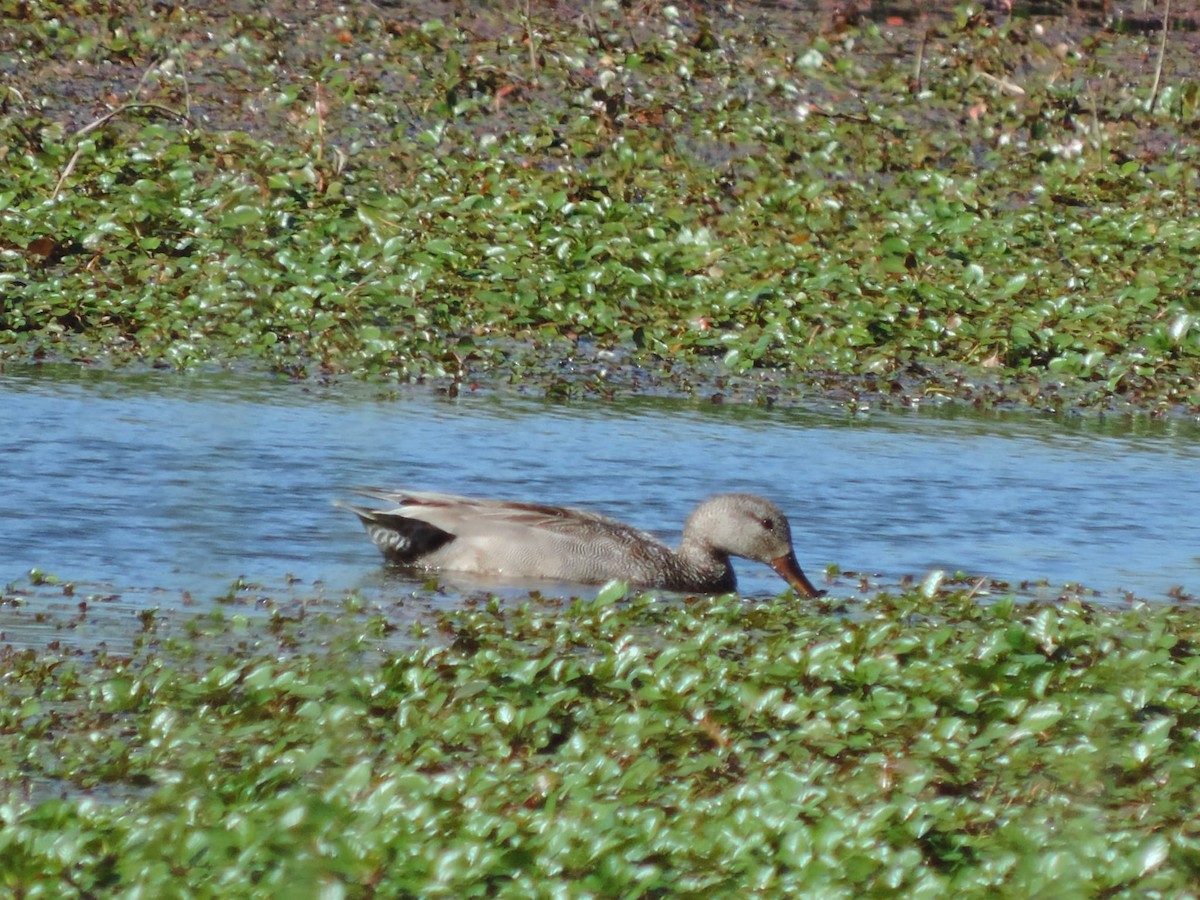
[3,365,1198,609]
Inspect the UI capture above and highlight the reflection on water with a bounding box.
[3,363,1198,602]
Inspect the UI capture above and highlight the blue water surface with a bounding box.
[3,364,1198,602]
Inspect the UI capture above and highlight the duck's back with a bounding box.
[401,493,681,585]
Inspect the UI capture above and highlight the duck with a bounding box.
[338,487,822,596]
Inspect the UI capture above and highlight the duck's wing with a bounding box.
[345,487,675,582]
[349,487,658,542]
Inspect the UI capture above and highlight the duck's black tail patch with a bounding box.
[362,512,455,565]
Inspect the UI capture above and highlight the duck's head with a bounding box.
[685,494,823,598]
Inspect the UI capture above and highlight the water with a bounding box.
[3,364,1198,603]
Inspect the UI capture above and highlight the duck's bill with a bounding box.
[771,552,824,598]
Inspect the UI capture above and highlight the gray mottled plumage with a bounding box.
[337,487,821,596]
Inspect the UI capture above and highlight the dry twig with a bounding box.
[1148,0,1172,112]
[52,102,194,199]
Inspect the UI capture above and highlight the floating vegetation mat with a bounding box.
[3,2,1200,413]
[3,576,1200,895]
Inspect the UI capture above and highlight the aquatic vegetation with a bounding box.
[4,3,1199,891]
[1,3,1198,411]
[2,583,1200,894]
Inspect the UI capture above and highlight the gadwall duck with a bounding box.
[339,488,822,596]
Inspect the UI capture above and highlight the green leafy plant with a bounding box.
[1,3,1198,411]
[3,579,1200,895]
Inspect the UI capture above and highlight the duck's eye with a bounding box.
[760,516,775,531]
